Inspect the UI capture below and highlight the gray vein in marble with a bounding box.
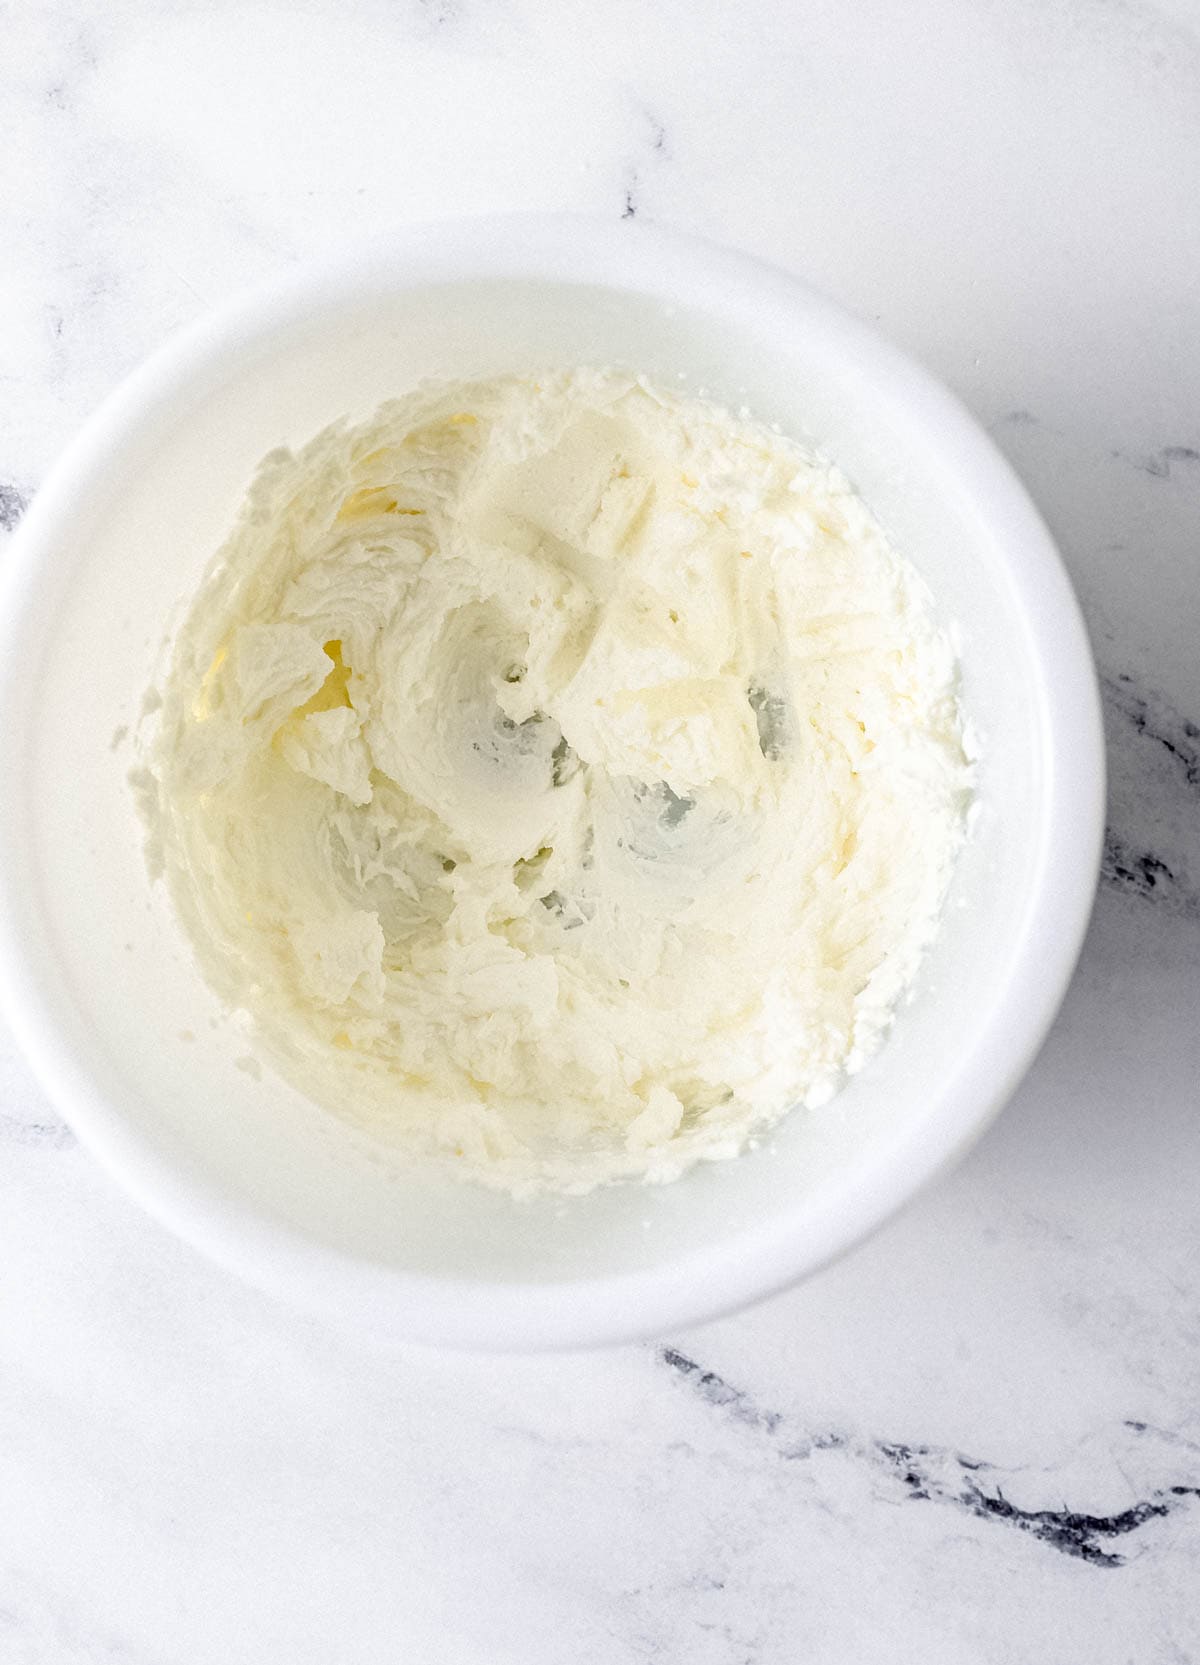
[0,1558,162,1665]
[621,104,669,220]
[1100,667,1200,916]
[0,1110,77,1150]
[415,0,463,32]
[1102,828,1200,917]
[660,1349,1200,1569]
[1113,445,1200,480]
[991,407,1042,429]
[1104,672,1200,791]
[0,482,28,531]
[1124,1419,1197,1445]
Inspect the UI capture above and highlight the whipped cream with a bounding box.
[143,371,972,1194]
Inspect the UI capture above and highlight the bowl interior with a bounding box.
[3,233,1070,1342]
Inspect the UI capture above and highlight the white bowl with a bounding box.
[0,216,1104,1350]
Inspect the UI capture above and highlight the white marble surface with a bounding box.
[4,1,1200,1658]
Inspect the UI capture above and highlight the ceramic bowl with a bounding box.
[0,216,1104,1349]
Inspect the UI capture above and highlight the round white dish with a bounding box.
[0,216,1104,1350]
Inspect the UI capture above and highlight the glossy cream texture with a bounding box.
[145,372,972,1193]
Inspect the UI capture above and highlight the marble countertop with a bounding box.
[4,1,1200,1659]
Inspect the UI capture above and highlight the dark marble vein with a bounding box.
[620,106,669,221]
[1101,828,1200,918]
[660,1349,1200,1568]
[0,481,28,531]
[874,1437,1199,1568]
[661,1347,784,1435]
[1113,445,1200,480]
[1100,669,1200,916]
[1103,672,1200,792]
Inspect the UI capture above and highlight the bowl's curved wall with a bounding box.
[0,218,1103,1347]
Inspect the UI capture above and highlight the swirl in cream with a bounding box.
[145,372,972,1193]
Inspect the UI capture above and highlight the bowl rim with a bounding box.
[0,213,1105,1350]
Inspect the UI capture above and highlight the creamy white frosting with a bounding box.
[144,371,972,1194]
